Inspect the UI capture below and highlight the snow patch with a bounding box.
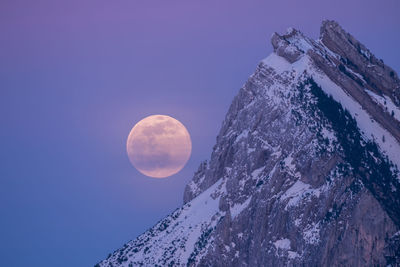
[280,180,325,210]
[294,218,302,227]
[247,147,256,154]
[283,153,301,178]
[261,53,292,74]
[273,238,291,250]
[320,126,336,144]
[287,34,314,53]
[288,251,301,259]
[303,222,320,245]
[280,180,311,208]
[251,167,265,179]
[230,197,252,219]
[366,89,400,122]
[235,130,249,143]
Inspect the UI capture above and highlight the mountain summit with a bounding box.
[98,20,400,266]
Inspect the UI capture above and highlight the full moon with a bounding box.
[126,115,192,178]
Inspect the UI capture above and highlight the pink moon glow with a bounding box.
[126,115,192,178]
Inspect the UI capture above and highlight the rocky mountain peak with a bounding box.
[271,27,312,63]
[98,21,400,267]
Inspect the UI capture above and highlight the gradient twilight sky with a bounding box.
[1,1,399,266]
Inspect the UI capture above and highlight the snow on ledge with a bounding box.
[230,196,252,219]
[365,89,400,122]
[310,62,400,172]
[273,238,291,250]
[261,53,292,74]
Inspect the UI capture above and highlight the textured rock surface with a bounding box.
[97,21,400,267]
[320,20,400,106]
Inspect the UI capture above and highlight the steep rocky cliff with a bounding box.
[97,20,400,266]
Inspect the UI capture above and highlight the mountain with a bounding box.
[97,20,400,266]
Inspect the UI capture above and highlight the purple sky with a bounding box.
[1,0,399,266]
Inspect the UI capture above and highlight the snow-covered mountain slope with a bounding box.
[97,20,400,266]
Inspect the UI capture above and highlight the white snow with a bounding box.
[261,53,292,74]
[288,251,301,259]
[224,167,233,176]
[360,48,371,60]
[273,238,291,250]
[280,180,326,210]
[303,222,320,245]
[162,179,224,264]
[280,180,310,207]
[251,166,265,179]
[294,218,302,227]
[320,126,336,143]
[393,230,400,237]
[287,35,314,53]
[271,149,282,158]
[247,147,256,154]
[345,65,367,83]
[283,153,301,178]
[366,89,400,122]
[230,196,252,219]
[235,129,249,143]
[286,27,295,34]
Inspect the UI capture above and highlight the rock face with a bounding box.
[97,21,400,267]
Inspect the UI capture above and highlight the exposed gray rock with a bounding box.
[97,21,400,267]
[320,20,400,106]
[271,30,303,63]
[183,160,208,203]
